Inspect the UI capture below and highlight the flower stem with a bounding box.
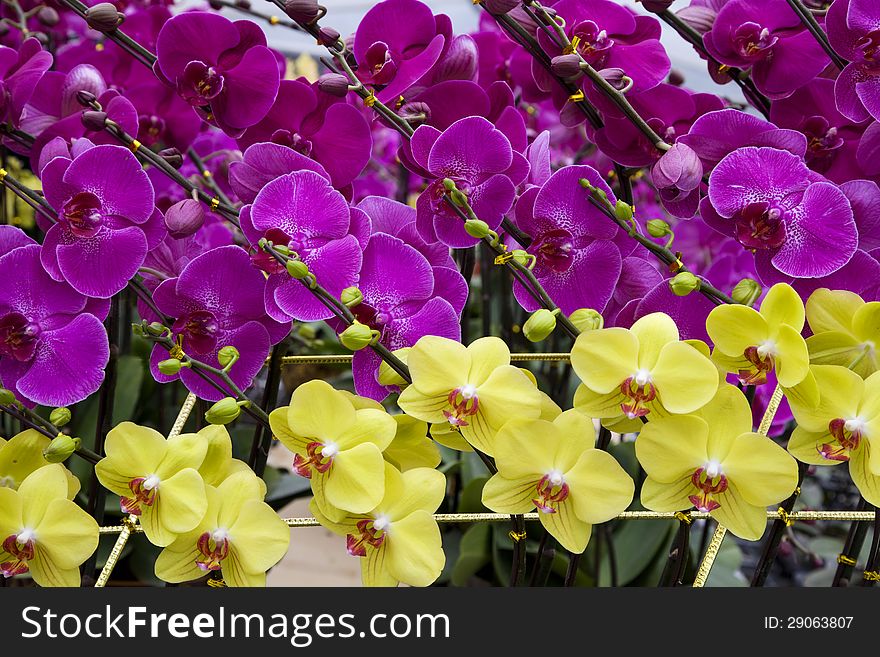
[659,517,691,586]
[0,166,56,224]
[833,497,870,586]
[859,506,880,587]
[248,340,287,477]
[564,552,581,586]
[187,147,234,208]
[56,0,158,68]
[784,0,848,70]
[209,0,303,31]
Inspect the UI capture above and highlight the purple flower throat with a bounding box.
[0,312,40,362]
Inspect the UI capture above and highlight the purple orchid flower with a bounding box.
[39,143,165,298]
[651,142,704,219]
[149,245,290,401]
[19,64,139,164]
[770,77,869,183]
[703,0,830,99]
[703,146,857,280]
[411,116,526,248]
[339,232,462,401]
[827,0,880,123]
[239,170,369,322]
[0,37,52,129]
[534,0,671,98]
[0,242,109,407]
[236,79,371,189]
[155,12,280,136]
[512,165,621,315]
[352,0,450,103]
[593,84,724,169]
[229,141,330,205]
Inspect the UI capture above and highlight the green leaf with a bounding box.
[599,519,677,586]
[457,476,489,514]
[452,524,491,586]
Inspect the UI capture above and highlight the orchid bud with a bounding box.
[668,69,686,86]
[43,435,80,464]
[551,54,584,78]
[158,358,183,375]
[523,309,557,343]
[732,278,762,307]
[652,142,702,193]
[442,178,457,192]
[340,287,363,307]
[146,322,167,336]
[75,90,97,107]
[378,348,411,387]
[569,308,604,332]
[598,67,630,91]
[317,73,350,98]
[398,101,431,126]
[317,27,341,47]
[49,407,72,428]
[217,346,240,369]
[284,0,319,23]
[37,7,60,27]
[286,259,310,279]
[464,219,490,239]
[646,219,671,238]
[339,321,375,351]
[158,147,183,169]
[234,0,252,9]
[483,0,519,14]
[640,0,674,11]
[0,388,15,405]
[81,110,108,131]
[614,200,634,223]
[510,249,532,267]
[676,5,717,34]
[164,199,205,239]
[85,2,125,32]
[669,271,701,296]
[205,397,244,425]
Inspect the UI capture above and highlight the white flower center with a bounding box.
[373,514,390,531]
[211,528,229,543]
[0,476,15,489]
[460,384,477,399]
[143,474,160,490]
[704,460,721,479]
[633,369,652,387]
[845,417,866,434]
[322,442,339,458]
[756,341,776,358]
[17,527,35,545]
[547,469,565,487]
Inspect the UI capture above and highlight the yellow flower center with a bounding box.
[532,471,569,514]
[120,475,159,515]
[619,371,656,419]
[196,528,230,572]
[346,517,387,557]
[292,441,336,478]
[819,417,866,461]
[1,529,36,578]
[444,385,480,428]
[688,464,728,513]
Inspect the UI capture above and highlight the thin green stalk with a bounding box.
[785,0,848,70]
[248,340,287,477]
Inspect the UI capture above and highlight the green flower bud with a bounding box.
[449,189,469,207]
[340,287,363,307]
[464,219,490,239]
[49,407,72,428]
[146,321,167,336]
[569,308,604,332]
[339,321,375,351]
[205,397,245,425]
[523,309,557,342]
[43,434,80,464]
[731,278,762,307]
[578,178,593,190]
[286,259,310,279]
[590,186,608,204]
[646,219,670,237]
[510,249,532,267]
[158,358,183,375]
[0,388,15,406]
[442,178,457,192]
[614,200,634,223]
[217,346,240,369]
[669,271,701,297]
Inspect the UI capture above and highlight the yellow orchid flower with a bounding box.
[787,365,880,504]
[197,425,259,489]
[481,410,634,553]
[635,385,799,541]
[805,289,879,378]
[94,422,208,547]
[707,283,810,389]
[397,336,544,455]
[311,464,446,587]
[269,380,396,522]
[155,471,290,587]
[385,415,441,471]
[0,429,79,497]
[0,465,98,586]
[571,313,719,425]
